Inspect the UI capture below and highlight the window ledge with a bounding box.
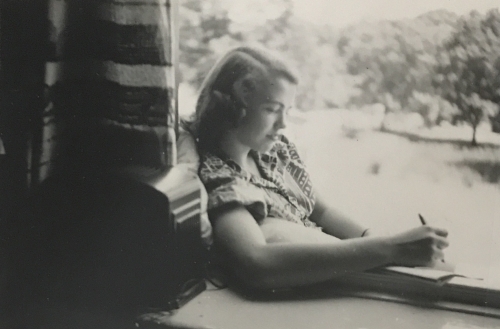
[325,270,500,318]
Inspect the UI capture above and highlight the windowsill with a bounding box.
[325,269,500,318]
[138,280,500,329]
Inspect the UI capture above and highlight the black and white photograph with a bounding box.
[1,0,500,328]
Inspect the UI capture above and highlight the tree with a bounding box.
[435,9,500,144]
[179,0,233,87]
[337,10,458,114]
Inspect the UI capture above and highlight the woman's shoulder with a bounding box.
[198,151,246,188]
[198,151,269,220]
[199,152,231,177]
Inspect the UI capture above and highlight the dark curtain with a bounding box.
[0,0,48,226]
[38,0,178,181]
[0,0,178,200]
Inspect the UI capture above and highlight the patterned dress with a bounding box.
[199,136,317,228]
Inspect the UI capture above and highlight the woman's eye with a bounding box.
[264,106,280,113]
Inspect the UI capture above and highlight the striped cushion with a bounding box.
[176,128,213,247]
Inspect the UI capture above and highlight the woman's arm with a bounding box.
[309,194,369,239]
[212,205,448,290]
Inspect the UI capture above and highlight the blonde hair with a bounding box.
[186,46,298,153]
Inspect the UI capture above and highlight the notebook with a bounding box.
[378,266,482,285]
[327,262,495,312]
[329,258,485,289]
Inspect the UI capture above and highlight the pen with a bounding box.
[418,213,445,262]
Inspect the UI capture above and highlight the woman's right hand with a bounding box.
[387,226,449,267]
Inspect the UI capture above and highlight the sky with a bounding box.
[292,0,500,28]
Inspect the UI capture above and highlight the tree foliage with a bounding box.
[435,9,500,142]
[337,11,458,112]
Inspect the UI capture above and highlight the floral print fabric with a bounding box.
[199,136,317,227]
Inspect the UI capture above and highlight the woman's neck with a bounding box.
[219,132,252,169]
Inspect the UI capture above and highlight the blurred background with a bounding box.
[177,0,500,288]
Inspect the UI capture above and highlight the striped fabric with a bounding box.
[33,0,177,183]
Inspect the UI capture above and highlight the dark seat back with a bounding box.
[10,168,206,315]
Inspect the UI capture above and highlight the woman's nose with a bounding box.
[275,111,287,129]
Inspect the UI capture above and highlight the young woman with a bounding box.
[186,46,449,289]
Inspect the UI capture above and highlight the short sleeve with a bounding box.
[199,157,269,222]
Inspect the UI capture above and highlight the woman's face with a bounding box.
[233,77,296,153]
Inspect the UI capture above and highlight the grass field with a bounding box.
[289,112,500,288]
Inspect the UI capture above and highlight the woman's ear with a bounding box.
[212,89,246,126]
